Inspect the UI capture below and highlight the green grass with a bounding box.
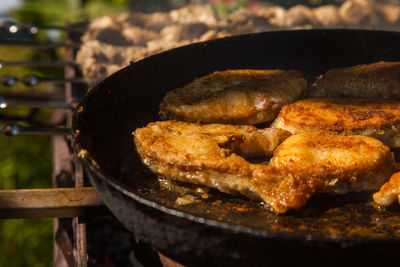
[0,134,52,190]
[0,219,53,267]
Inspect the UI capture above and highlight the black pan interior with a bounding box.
[74,30,400,245]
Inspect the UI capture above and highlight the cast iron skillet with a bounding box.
[73,30,400,266]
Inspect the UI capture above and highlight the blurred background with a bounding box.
[1,0,399,266]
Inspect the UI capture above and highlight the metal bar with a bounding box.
[1,21,86,34]
[0,123,71,136]
[73,125,88,267]
[39,25,86,33]
[0,75,87,86]
[0,98,73,109]
[0,91,65,101]
[74,217,88,267]
[38,78,86,84]
[73,154,88,266]
[0,187,107,219]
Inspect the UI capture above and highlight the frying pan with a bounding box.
[73,30,400,266]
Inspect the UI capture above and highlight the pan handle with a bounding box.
[0,123,71,136]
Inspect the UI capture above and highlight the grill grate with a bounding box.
[0,20,153,267]
[0,20,93,267]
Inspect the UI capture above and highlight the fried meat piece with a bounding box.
[373,172,400,206]
[134,120,290,159]
[309,61,400,98]
[134,121,397,213]
[133,120,291,212]
[271,98,400,148]
[160,69,307,125]
[272,131,397,195]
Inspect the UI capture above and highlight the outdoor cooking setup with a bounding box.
[3,2,400,266]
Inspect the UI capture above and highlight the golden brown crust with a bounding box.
[373,171,400,206]
[272,131,398,195]
[251,167,321,213]
[309,61,400,98]
[160,69,307,125]
[134,120,291,159]
[271,98,400,148]
[133,120,291,212]
[134,121,397,213]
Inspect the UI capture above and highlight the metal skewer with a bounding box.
[1,21,86,34]
[0,97,73,109]
[0,75,86,86]
[0,123,71,136]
